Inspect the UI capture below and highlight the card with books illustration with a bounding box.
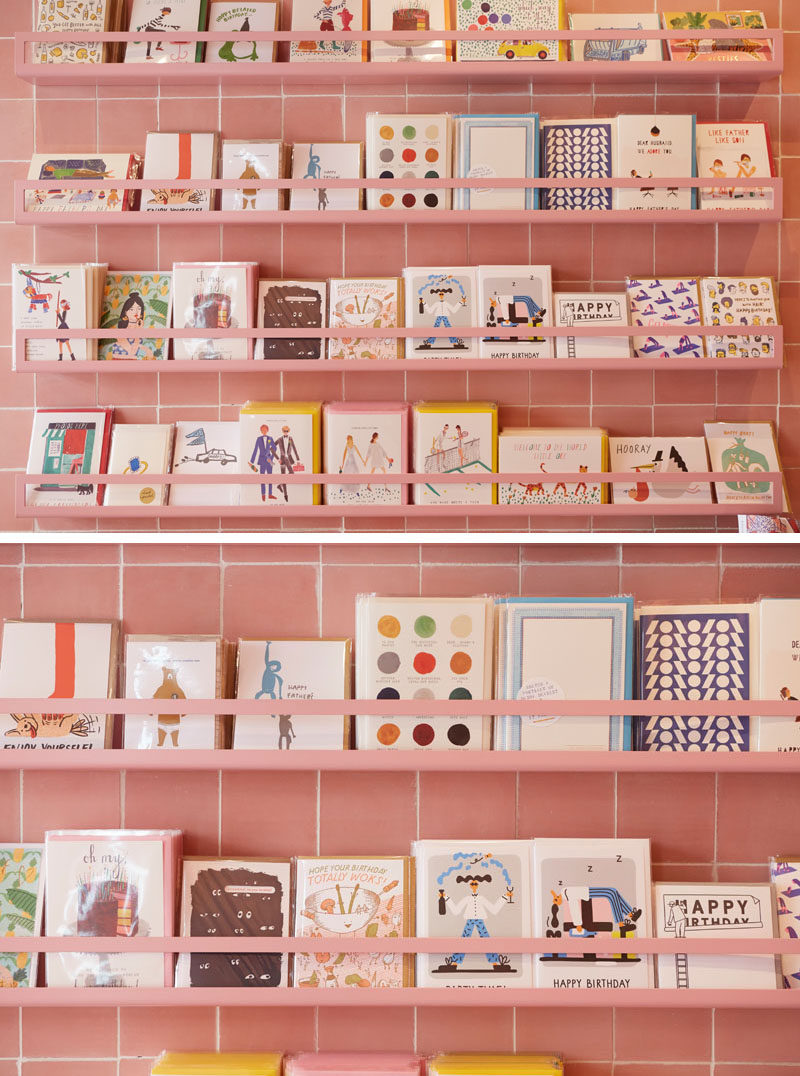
[412,402,497,505]
[290,0,367,61]
[476,266,552,359]
[293,857,413,987]
[532,838,653,989]
[494,597,632,751]
[323,402,408,506]
[662,11,772,63]
[173,262,258,359]
[205,1,279,62]
[327,278,401,360]
[233,638,351,749]
[123,635,225,750]
[699,276,778,359]
[13,264,106,365]
[25,408,113,507]
[238,402,322,506]
[125,0,209,63]
[540,119,614,211]
[614,115,696,211]
[756,599,800,752]
[257,280,327,360]
[414,840,532,987]
[454,115,539,211]
[141,132,219,212]
[696,122,774,211]
[704,421,788,512]
[221,140,284,211]
[104,423,174,508]
[171,421,240,506]
[365,114,452,211]
[370,0,450,62]
[568,12,661,63]
[457,0,564,61]
[176,857,292,987]
[0,845,44,988]
[636,603,758,751]
[355,594,493,750]
[34,0,126,63]
[554,292,630,359]
[403,268,479,358]
[25,153,141,214]
[498,428,607,507]
[608,437,712,506]
[290,143,362,212]
[626,276,702,358]
[99,271,172,362]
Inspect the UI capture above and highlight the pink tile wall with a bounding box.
[0,1,797,532]
[0,539,798,1073]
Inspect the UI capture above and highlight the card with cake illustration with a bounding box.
[170,421,240,506]
[0,621,117,750]
[663,11,772,63]
[403,268,478,358]
[540,119,614,211]
[125,0,209,62]
[290,143,362,212]
[412,402,497,506]
[13,264,103,365]
[454,115,539,210]
[34,0,123,64]
[323,403,408,506]
[695,122,774,210]
[141,132,219,212]
[0,845,44,989]
[615,115,696,211]
[365,115,452,211]
[173,262,257,360]
[98,271,173,362]
[498,428,607,506]
[636,603,758,751]
[627,276,702,358]
[25,408,113,507]
[554,292,630,359]
[257,280,327,360]
[233,638,351,749]
[532,838,653,989]
[44,829,182,987]
[221,141,284,211]
[25,153,141,213]
[608,437,712,505]
[355,595,493,750]
[704,421,788,511]
[494,597,633,751]
[757,599,800,752]
[476,266,552,359]
[290,0,368,61]
[457,0,564,61]
[568,12,661,62]
[770,855,800,988]
[414,840,532,987]
[293,857,413,987]
[205,1,279,62]
[699,276,778,359]
[176,857,292,987]
[328,278,401,360]
[239,402,322,506]
[370,0,451,61]
[123,636,225,750]
[103,423,174,508]
[654,881,779,989]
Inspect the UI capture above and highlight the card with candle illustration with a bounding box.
[293,857,413,987]
[414,840,532,987]
[323,403,408,506]
[175,857,292,987]
[699,276,778,359]
[328,278,401,360]
[0,845,44,989]
[173,262,257,360]
[369,0,451,62]
[355,595,493,750]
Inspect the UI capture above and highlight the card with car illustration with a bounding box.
[170,421,240,506]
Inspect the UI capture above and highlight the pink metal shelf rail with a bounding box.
[14,470,785,519]
[14,176,784,226]
[14,27,783,86]
[14,324,784,375]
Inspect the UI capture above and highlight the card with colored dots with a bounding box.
[365,114,452,211]
[355,595,493,750]
[455,0,564,62]
[370,0,451,61]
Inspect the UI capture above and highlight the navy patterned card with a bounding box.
[541,121,613,211]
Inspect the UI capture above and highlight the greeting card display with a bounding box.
[124,636,225,749]
[205,2,279,62]
[370,0,450,62]
[234,638,351,749]
[414,840,532,987]
[355,595,493,750]
[173,262,257,359]
[663,11,772,63]
[176,858,292,986]
[142,132,219,212]
[290,0,367,61]
[365,115,452,211]
[627,276,702,358]
[98,271,173,362]
[454,115,539,210]
[494,597,633,751]
[456,0,563,61]
[34,0,125,63]
[257,280,327,360]
[0,845,44,989]
[104,424,174,507]
[13,264,106,364]
[221,141,284,211]
[125,0,208,63]
[293,857,413,987]
[25,408,113,507]
[290,143,362,212]
[25,153,141,213]
[704,421,788,511]
[498,429,607,506]
[171,421,240,506]
[568,12,661,62]
[44,829,181,987]
[608,437,712,505]
[554,292,630,359]
[412,402,497,505]
[239,402,321,505]
[637,603,758,751]
[615,115,696,211]
[757,599,800,752]
[541,119,614,211]
[328,278,401,360]
[699,276,778,359]
[654,881,779,988]
[403,267,478,358]
[323,402,408,505]
[476,266,552,359]
[770,855,800,988]
[532,838,653,989]
[695,122,774,210]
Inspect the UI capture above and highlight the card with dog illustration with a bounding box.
[0,844,44,988]
[0,621,117,750]
[238,402,321,506]
[293,857,413,987]
[233,638,351,749]
[608,437,712,505]
[123,636,224,750]
[414,840,532,987]
[141,132,219,212]
[626,276,702,358]
[498,429,607,506]
[532,837,653,989]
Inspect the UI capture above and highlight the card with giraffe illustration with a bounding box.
[233,638,351,749]
[0,845,44,988]
[498,428,607,506]
[0,620,118,750]
[123,636,225,750]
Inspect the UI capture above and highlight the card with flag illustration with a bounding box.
[171,422,240,505]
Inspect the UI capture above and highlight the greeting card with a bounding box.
[104,424,174,507]
[290,0,367,61]
[554,292,630,358]
[25,408,113,507]
[457,0,563,61]
[327,278,401,360]
[476,265,552,359]
[257,280,326,360]
[663,11,772,63]
[13,264,105,364]
[627,276,702,358]
[454,115,538,210]
[412,402,497,505]
[608,437,712,505]
[99,271,172,362]
[541,119,614,211]
[769,855,800,988]
[568,13,661,62]
[756,599,800,752]
[34,0,124,63]
[125,0,209,63]
[170,421,240,506]
[498,429,607,506]
[0,845,44,988]
[290,143,362,211]
[695,122,774,210]
[323,403,408,505]
[615,115,696,211]
[370,0,450,61]
[365,114,452,210]
[698,276,778,359]
[403,267,478,358]
[205,2,279,62]
[141,132,219,212]
[25,153,141,213]
[239,403,322,505]
[221,141,283,211]
[704,421,788,511]
[173,262,257,359]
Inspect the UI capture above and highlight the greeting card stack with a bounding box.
[627,276,702,358]
[25,153,141,214]
[704,421,788,511]
[695,122,774,210]
[286,1056,424,1076]
[205,1,279,63]
[614,115,696,211]
[154,1056,283,1076]
[699,276,778,359]
[429,1058,563,1076]
[103,424,174,507]
[34,0,127,63]
[370,0,450,62]
[497,428,607,507]
[290,0,367,62]
[25,408,114,508]
[98,271,173,362]
[457,0,564,62]
[540,118,614,211]
[170,421,240,505]
[323,402,408,505]
[554,292,630,358]
[257,280,327,360]
[238,402,322,505]
[173,262,258,359]
[13,264,108,365]
[327,277,402,360]
[411,402,497,506]
[290,143,362,211]
[365,115,452,211]
[221,140,285,211]
[141,132,220,212]
[663,11,772,63]
[125,0,209,63]
[454,115,539,211]
[568,12,662,62]
[0,845,44,988]
[608,437,712,507]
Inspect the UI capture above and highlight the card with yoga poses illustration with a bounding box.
[626,276,702,358]
[323,403,408,506]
